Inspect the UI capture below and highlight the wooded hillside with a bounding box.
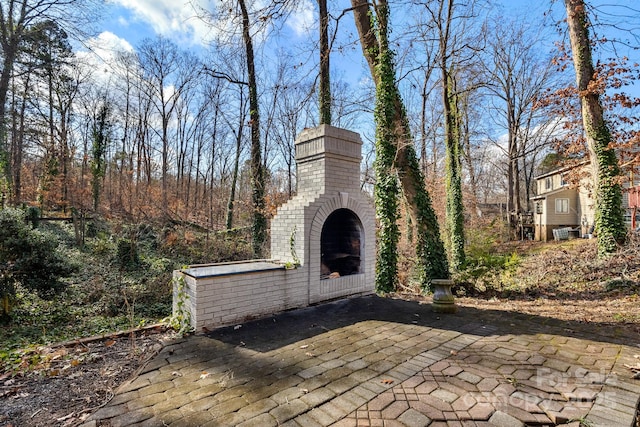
[0,0,637,255]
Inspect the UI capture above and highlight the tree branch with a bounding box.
[202,65,248,86]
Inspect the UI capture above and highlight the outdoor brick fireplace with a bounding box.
[174,125,375,331]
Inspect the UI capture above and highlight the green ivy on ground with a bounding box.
[0,217,253,372]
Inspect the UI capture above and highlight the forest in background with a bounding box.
[0,0,639,314]
[0,0,637,241]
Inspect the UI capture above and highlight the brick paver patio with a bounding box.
[82,295,640,427]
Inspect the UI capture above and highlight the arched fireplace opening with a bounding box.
[320,208,362,279]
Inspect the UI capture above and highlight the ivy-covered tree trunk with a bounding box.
[238,0,267,257]
[370,4,400,292]
[442,71,465,270]
[564,0,625,255]
[0,4,25,191]
[352,0,450,291]
[91,102,110,212]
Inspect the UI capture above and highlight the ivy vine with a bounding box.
[444,71,465,270]
[370,2,450,292]
[166,274,193,337]
[591,123,625,255]
[372,2,400,293]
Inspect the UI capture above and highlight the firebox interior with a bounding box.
[321,208,362,279]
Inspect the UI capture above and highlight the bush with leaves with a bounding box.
[0,208,76,322]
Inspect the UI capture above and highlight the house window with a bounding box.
[536,201,543,214]
[555,198,569,213]
[545,177,552,190]
[561,175,568,186]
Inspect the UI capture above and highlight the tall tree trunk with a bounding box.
[419,78,429,177]
[8,75,20,203]
[352,0,450,290]
[442,70,465,270]
[60,107,70,212]
[370,1,400,292]
[226,103,244,230]
[460,93,479,218]
[161,104,169,216]
[0,31,22,183]
[91,103,109,212]
[435,0,465,270]
[506,107,521,227]
[318,0,331,125]
[505,87,516,224]
[564,0,625,254]
[238,0,267,257]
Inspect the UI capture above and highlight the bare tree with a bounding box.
[137,36,200,217]
[195,0,300,255]
[0,0,97,188]
[481,17,559,223]
[222,83,247,230]
[420,0,485,269]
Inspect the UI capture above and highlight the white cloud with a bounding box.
[75,31,134,86]
[108,0,215,46]
[286,0,316,37]
[108,0,316,46]
[92,31,134,56]
[77,31,133,64]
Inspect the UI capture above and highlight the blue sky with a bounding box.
[85,0,639,98]
[83,1,317,82]
[93,0,315,52]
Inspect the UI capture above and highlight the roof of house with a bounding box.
[530,186,575,201]
[534,160,589,180]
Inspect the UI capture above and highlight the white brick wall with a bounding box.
[173,125,375,331]
[173,266,309,331]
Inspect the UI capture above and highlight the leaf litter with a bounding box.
[0,326,173,426]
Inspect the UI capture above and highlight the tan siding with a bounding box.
[546,189,579,226]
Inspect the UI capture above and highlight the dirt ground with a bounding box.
[458,295,640,338]
[0,326,177,427]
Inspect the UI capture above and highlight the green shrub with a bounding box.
[89,232,115,257]
[0,208,77,322]
[453,219,523,296]
[116,237,140,269]
[25,206,41,228]
[85,216,110,238]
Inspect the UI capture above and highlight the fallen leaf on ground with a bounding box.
[199,371,211,380]
[300,345,309,349]
[623,363,640,372]
[381,379,394,384]
[104,340,116,347]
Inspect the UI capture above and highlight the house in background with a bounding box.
[531,163,593,241]
[531,162,639,241]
